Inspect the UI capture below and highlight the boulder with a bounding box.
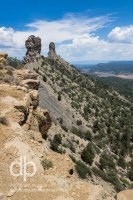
[29,90,39,108]
[34,107,52,139]
[23,106,52,138]
[117,189,133,200]
[23,106,39,131]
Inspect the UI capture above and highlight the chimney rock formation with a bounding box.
[23,35,42,64]
[48,42,57,59]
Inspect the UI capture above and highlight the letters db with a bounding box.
[10,156,37,182]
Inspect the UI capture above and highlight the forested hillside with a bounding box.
[25,41,133,192]
[89,61,133,74]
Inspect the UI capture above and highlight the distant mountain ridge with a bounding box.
[88,61,133,74]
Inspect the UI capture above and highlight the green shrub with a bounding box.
[41,60,48,66]
[118,156,126,169]
[57,148,66,154]
[48,58,54,66]
[84,131,92,141]
[69,155,76,163]
[128,169,133,181]
[81,142,96,165]
[50,140,59,152]
[92,167,123,192]
[50,133,62,150]
[71,127,93,141]
[71,101,80,109]
[41,55,45,60]
[99,154,116,170]
[76,119,82,126]
[70,144,76,153]
[50,134,65,154]
[71,126,81,135]
[35,68,38,73]
[59,117,63,125]
[76,160,92,179]
[7,57,23,69]
[41,159,53,170]
[120,178,130,186]
[61,125,68,132]
[58,93,62,101]
[54,134,62,145]
[81,149,94,165]
[107,171,124,192]
[43,75,47,82]
[92,167,106,178]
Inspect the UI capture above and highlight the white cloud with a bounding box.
[0,27,15,47]
[108,26,133,43]
[0,14,133,61]
[0,14,111,59]
[57,35,133,61]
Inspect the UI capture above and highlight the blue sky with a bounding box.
[1,0,133,62]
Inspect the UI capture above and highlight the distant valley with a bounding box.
[76,61,133,79]
[76,61,133,102]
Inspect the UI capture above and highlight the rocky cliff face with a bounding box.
[0,67,52,138]
[13,69,52,138]
[23,35,42,64]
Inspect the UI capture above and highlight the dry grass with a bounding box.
[0,88,25,100]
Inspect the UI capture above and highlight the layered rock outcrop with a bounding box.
[11,69,52,138]
[13,69,40,89]
[23,35,42,64]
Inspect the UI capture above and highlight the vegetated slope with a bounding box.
[25,48,133,193]
[93,76,133,103]
[88,61,133,74]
